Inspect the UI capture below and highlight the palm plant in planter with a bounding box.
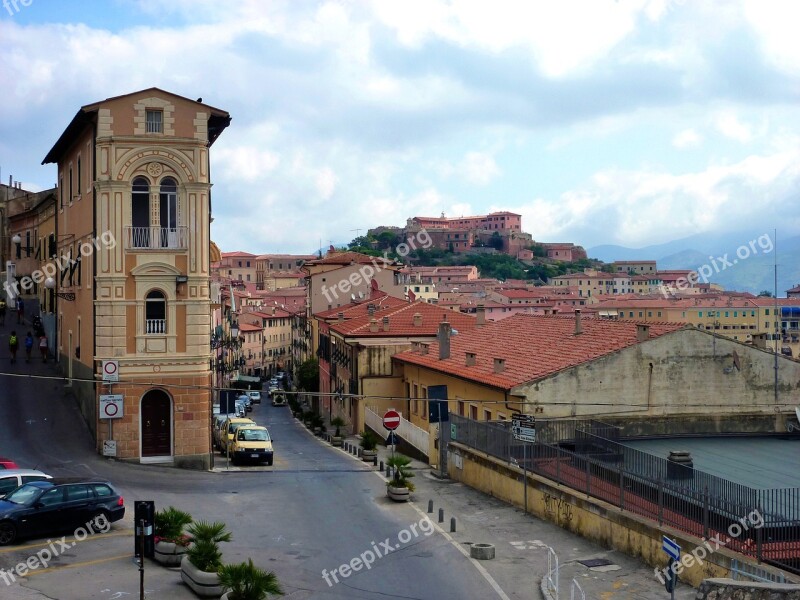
[153,506,193,567]
[219,558,283,600]
[360,430,379,462]
[181,520,232,598]
[386,454,415,502]
[330,416,345,447]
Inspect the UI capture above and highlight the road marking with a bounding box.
[510,540,548,550]
[0,530,133,554]
[369,468,511,600]
[24,553,129,576]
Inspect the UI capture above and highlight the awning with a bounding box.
[235,375,261,383]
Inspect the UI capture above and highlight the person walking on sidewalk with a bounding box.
[16,297,24,324]
[24,331,33,363]
[39,333,49,363]
[8,331,18,363]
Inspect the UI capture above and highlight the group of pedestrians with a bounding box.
[5,298,48,364]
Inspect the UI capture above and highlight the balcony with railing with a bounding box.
[125,226,188,250]
[146,319,166,334]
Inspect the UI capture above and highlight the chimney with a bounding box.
[367,303,375,316]
[476,303,486,326]
[420,343,430,355]
[636,323,650,342]
[271,306,276,315]
[382,316,390,331]
[574,309,583,335]
[438,321,452,360]
[369,318,379,333]
[413,312,422,327]
[493,357,505,373]
[337,312,344,323]
[465,352,476,366]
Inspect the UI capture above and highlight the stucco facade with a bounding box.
[43,88,230,469]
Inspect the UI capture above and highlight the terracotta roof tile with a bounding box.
[331,301,477,337]
[315,293,408,319]
[394,314,685,390]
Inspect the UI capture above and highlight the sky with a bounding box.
[1,0,799,255]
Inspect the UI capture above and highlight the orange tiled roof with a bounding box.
[238,323,262,332]
[315,292,408,319]
[331,301,477,337]
[394,314,685,390]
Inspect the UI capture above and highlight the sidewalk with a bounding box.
[335,430,696,600]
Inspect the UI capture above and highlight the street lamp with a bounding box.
[45,276,75,301]
[11,234,21,245]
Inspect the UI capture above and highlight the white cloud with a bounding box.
[316,167,338,200]
[672,128,702,148]
[461,151,500,185]
[714,111,752,142]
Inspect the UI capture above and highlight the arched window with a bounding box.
[131,177,150,247]
[145,290,166,334]
[159,177,178,248]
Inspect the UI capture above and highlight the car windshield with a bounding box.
[4,483,44,505]
[228,422,251,434]
[238,429,269,441]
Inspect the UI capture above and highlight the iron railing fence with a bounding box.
[448,414,800,574]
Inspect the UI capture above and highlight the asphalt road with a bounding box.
[0,336,506,599]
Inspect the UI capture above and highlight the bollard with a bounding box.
[379,460,384,472]
[344,442,350,453]
[373,455,378,467]
[438,508,444,523]
[428,500,433,514]
[450,517,456,532]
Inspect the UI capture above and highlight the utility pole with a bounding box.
[774,228,779,407]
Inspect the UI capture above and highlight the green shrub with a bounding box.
[360,430,378,451]
[218,558,283,599]
[154,506,192,546]
[387,454,415,491]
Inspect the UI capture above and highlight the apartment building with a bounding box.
[255,253,316,291]
[42,88,230,468]
[214,251,257,284]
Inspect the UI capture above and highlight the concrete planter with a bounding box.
[362,449,377,462]
[180,555,223,598]
[153,540,188,567]
[331,437,343,447]
[387,485,410,502]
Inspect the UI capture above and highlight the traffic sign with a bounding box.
[101,360,119,382]
[662,535,681,561]
[100,394,124,419]
[512,414,536,443]
[383,409,401,431]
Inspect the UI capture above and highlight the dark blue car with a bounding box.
[0,479,125,545]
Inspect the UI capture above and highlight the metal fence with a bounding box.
[449,414,800,575]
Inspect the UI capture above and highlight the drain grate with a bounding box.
[578,558,613,568]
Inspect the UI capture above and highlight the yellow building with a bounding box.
[43,88,230,468]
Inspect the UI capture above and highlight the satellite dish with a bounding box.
[358,291,365,299]
[351,294,356,301]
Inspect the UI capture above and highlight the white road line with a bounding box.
[369,468,511,600]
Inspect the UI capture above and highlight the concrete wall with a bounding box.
[448,441,796,588]
[515,328,800,419]
[698,579,800,599]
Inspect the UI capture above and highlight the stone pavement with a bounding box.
[332,430,697,600]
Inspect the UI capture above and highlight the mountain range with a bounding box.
[588,231,800,296]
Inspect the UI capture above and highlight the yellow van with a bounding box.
[230,426,273,466]
[220,417,255,455]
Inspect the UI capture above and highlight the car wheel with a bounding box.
[267,458,274,466]
[0,521,17,546]
[89,511,110,533]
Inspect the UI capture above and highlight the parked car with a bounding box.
[0,458,19,470]
[0,478,125,545]
[0,470,52,498]
[213,414,236,450]
[220,417,256,455]
[230,426,273,466]
[247,391,262,404]
[238,394,253,412]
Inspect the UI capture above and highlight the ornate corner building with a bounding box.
[43,88,231,469]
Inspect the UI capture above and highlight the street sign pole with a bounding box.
[523,440,528,514]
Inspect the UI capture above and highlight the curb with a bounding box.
[539,577,554,600]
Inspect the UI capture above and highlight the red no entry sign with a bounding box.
[383,409,401,431]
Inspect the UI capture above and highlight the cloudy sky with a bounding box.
[1,0,799,254]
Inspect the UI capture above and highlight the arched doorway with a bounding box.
[140,389,172,458]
